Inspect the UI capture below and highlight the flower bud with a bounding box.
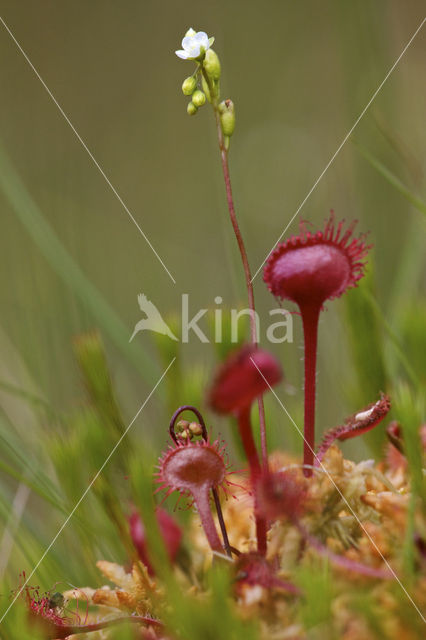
[188,421,203,436]
[219,99,235,137]
[176,419,190,432]
[182,76,197,96]
[204,49,221,81]
[187,101,198,116]
[192,90,206,107]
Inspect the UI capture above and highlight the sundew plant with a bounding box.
[1,12,426,640]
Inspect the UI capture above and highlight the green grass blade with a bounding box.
[354,142,426,216]
[0,143,160,387]
[344,266,388,453]
[393,384,425,580]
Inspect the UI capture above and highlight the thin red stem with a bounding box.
[193,488,223,552]
[300,303,321,477]
[237,405,267,554]
[202,68,268,469]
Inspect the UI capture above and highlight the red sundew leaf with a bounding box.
[129,508,183,575]
[156,438,234,552]
[208,344,282,415]
[386,420,403,453]
[263,213,371,309]
[19,582,162,638]
[263,214,371,475]
[315,394,391,467]
[255,469,308,522]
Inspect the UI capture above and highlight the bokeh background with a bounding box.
[0,0,425,609]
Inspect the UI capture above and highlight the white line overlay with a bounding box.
[0,15,176,285]
[250,357,426,625]
[251,16,426,283]
[0,357,176,623]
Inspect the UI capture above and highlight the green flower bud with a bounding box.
[187,101,198,116]
[219,99,235,137]
[204,49,221,81]
[176,419,190,432]
[192,90,206,107]
[188,421,203,436]
[182,76,197,96]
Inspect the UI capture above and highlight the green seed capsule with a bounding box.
[219,99,235,137]
[204,49,221,81]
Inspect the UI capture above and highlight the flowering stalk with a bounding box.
[175,29,268,467]
[201,68,269,467]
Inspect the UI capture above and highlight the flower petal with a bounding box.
[178,29,212,59]
[175,50,189,59]
[194,31,209,49]
[181,35,193,50]
[188,45,201,58]
[194,31,208,42]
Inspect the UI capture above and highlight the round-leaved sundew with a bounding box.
[264,214,370,474]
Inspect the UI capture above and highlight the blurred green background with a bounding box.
[0,0,425,615]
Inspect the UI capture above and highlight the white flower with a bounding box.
[175,28,214,60]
